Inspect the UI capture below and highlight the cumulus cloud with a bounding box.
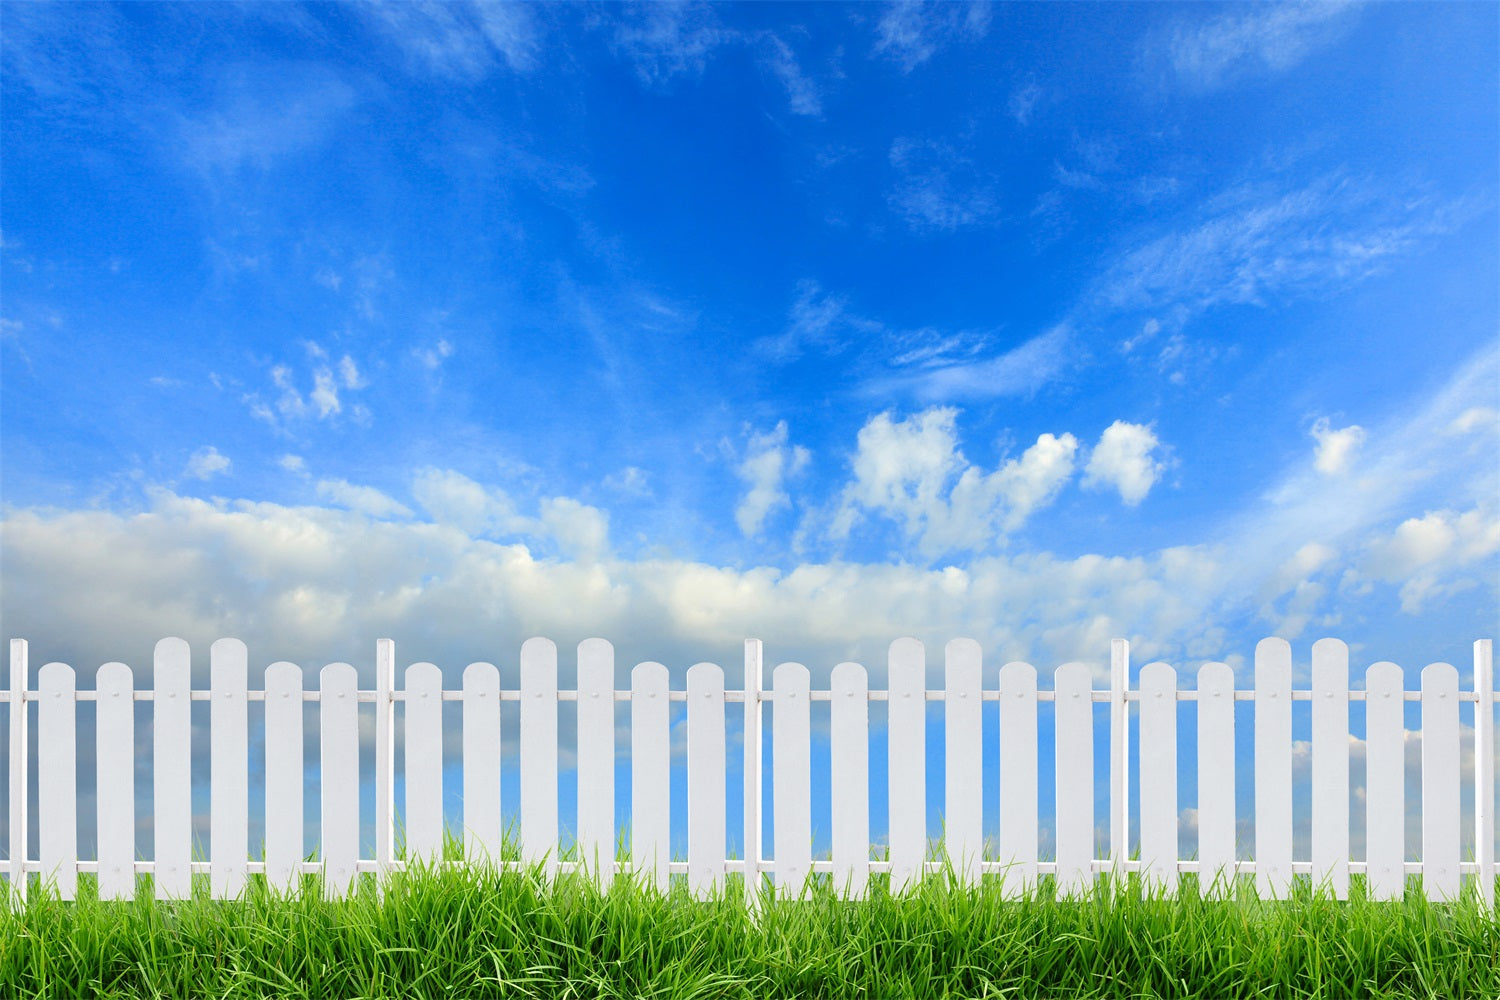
[831,408,1080,557]
[1310,418,1365,475]
[184,446,231,481]
[539,496,611,562]
[1082,421,1165,505]
[735,422,810,537]
[1362,507,1500,613]
[411,467,535,538]
[315,478,414,520]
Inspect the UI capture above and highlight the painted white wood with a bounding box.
[1364,661,1405,901]
[462,661,502,870]
[520,638,558,881]
[742,640,763,915]
[95,661,135,901]
[687,662,725,900]
[1254,638,1292,901]
[577,639,615,887]
[1421,662,1460,901]
[8,639,28,907]
[1197,662,1236,898]
[404,662,444,865]
[998,661,1038,899]
[1310,638,1349,899]
[631,662,671,896]
[210,638,248,900]
[319,663,359,900]
[773,662,811,900]
[375,639,396,889]
[264,661,304,896]
[38,661,77,900]
[1110,639,1130,882]
[830,661,869,900]
[944,639,982,888]
[1054,662,1094,898]
[153,637,191,901]
[1138,661,1178,896]
[1475,640,1495,912]
[888,637,925,895]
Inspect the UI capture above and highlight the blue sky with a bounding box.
[2,1,1496,873]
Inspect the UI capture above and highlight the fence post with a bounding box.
[744,639,763,919]
[1111,638,1129,886]
[1477,639,1495,911]
[8,639,27,909]
[376,638,395,896]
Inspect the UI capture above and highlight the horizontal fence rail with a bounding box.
[2,636,1495,910]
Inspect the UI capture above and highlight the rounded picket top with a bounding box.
[1365,660,1403,690]
[632,661,669,688]
[463,661,499,690]
[39,660,73,688]
[522,636,557,663]
[406,661,442,690]
[96,660,133,692]
[1198,661,1235,690]
[579,637,613,660]
[773,661,809,688]
[831,660,867,688]
[154,636,189,662]
[1139,660,1176,690]
[319,661,357,687]
[265,660,303,693]
[687,661,724,690]
[999,660,1037,688]
[1422,661,1458,689]
[211,637,248,660]
[1054,661,1092,694]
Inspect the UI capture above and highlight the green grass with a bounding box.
[2,830,1497,999]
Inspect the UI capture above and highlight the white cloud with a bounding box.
[315,479,414,520]
[886,136,998,235]
[411,467,535,538]
[184,446,231,481]
[736,422,810,537]
[1448,407,1498,436]
[416,338,455,370]
[310,368,341,418]
[1082,421,1165,505]
[364,0,540,79]
[870,324,1072,402]
[1362,507,1500,613]
[873,0,990,73]
[279,454,306,474]
[1165,1,1359,91]
[603,466,651,497]
[1310,418,1365,475]
[540,497,611,562]
[1008,82,1041,126]
[181,65,357,175]
[754,280,853,362]
[338,355,365,390]
[761,34,821,117]
[610,1,730,86]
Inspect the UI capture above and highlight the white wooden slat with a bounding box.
[773,662,810,900]
[1311,638,1349,899]
[264,661,304,896]
[1198,662,1236,898]
[461,662,502,871]
[742,640,764,915]
[1254,638,1293,901]
[998,661,1038,899]
[944,639,982,889]
[631,662,670,896]
[8,639,28,908]
[1364,661,1405,901]
[404,663,444,865]
[1138,661,1178,896]
[577,639,615,887]
[687,662,725,900]
[153,637,192,901]
[888,637,925,895]
[1054,662,1094,898]
[1421,661,1460,901]
[1110,639,1130,882]
[375,639,395,889]
[520,638,558,881]
[39,662,77,900]
[95,662,135,901]
[210,638,248,900]
[1476,641,1495,912]
[830,661,869,900]
[319,663,359,900]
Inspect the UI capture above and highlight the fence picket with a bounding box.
[830,661,869,900]
[153,637,191,900]
[577,639,615,887]
[210,638,248,900]
[998,661,1038,898]
[8,639,27,907]
[521,638,558,881]
[687,662,725,900]
[319,663,359,900]
[39,662,77,900]
[888,637,925,894]
[1138,661,1177,896]
[773,661,811,899]
[1198,662,1235,897]
[1364,661,1404,900]
[1311,638,1349,899]
[1054,662,1093,898]
[1255,638,1293,900]
[95,662,134,901]
[405,662,444,864]
[1421,662,1460,900]
[462,662,502,870]
[944,639,982,888]
[631,662,670,895]
[264,662,303,895]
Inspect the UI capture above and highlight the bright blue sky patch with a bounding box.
[2,1,1496,865]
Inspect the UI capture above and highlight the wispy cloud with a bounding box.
[886,136,999,235]
[873,0,991,73]
[609,1,730,86]
[868,324,1072,403]
[1163,1,1361,91]
[759,33,822,117]
[362,0,540,79]
[179,64,358,175]
[184,446,231,481]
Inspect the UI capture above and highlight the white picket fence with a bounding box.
[3,636,1496,909]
